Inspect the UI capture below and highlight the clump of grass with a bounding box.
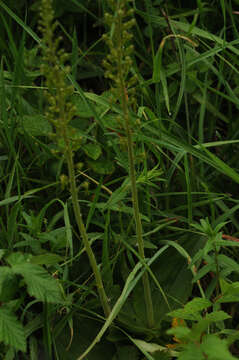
[38,0,111,318]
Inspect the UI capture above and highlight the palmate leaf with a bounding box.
[12,263,63,303]
[0,306,26,352]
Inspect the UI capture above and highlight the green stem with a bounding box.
[213,241,220,297]
[65,140,111,318]
[120,83,155,328]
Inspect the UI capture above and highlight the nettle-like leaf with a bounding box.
[199,334,236,360]
[0,267,19,302]
[6,252,33,266]
[170,328,236,360]
[167,297,211,321]
[0,306,26,352]
[190,311,231,341]
[12,263,63,303]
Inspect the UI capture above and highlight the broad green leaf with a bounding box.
[82,143,102,160]
[178,342,203,360]
[0,306,26,352]
[167,326,191,341]
[190,311,231,341]
[167,298,211,320]
[201,334,236,360]
[6,252,32,266]
[72,95,94,118]
[12,263,63,303]
[87,158,115,174]
[205,310,231,322]
[21,115,52,136]
[54,316,115,360]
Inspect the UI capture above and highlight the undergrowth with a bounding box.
[1,0,239,359]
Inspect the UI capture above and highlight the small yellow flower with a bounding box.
[166,318,187,349]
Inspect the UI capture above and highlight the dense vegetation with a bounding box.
[1,0,239,359]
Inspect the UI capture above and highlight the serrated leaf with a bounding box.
[0,267,18,302]
[205,310,231,322]
[0,306,26,352]
[83,143,102,160]
[12,263,63,303]
[183,297,211,312]
[201,334,236,360]
[6,252,33,266]
[178,342,203,360]
[167,298,211,320]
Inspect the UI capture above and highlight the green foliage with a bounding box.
[13,263,63,303]
[1,0,239,358]
[0,306,26,352]
[0,250,63,353]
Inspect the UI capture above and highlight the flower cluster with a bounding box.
[39,0,79,155]
[102,0,137,110]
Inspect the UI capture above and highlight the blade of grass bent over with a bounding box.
[77,245,169,360]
